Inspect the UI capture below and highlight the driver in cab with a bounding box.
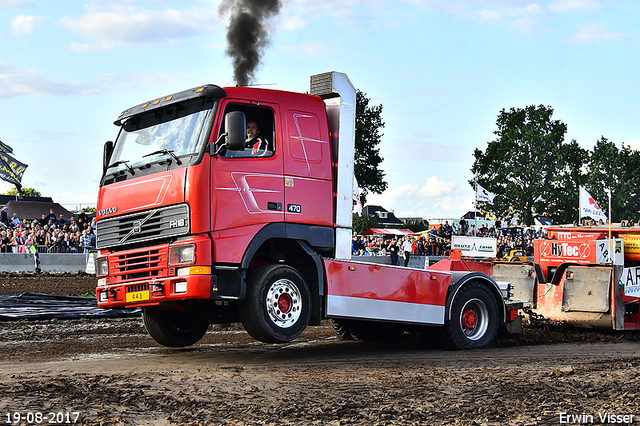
[245,121,269,155]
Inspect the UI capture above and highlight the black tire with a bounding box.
[439,281,499,350]
[330,319,354,340]
[239,264,311,343]
[142,306,209,348]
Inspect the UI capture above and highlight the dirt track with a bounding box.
[1,275,640,425]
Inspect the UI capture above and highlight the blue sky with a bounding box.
[0,0,638,219]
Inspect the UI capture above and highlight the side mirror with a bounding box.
[225,111,246,151]
[103,141,114,173]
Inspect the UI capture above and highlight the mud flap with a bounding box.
[562,267,611,313]
[492,263,535,307]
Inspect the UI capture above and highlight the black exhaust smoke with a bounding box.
[219,0,282,86]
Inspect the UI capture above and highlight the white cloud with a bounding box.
[53,191,99,209]
[0,60,198,100]
[0,61,97,99]
[566,23,626,44]
[0,0,36,10]
[59,5,219,51]
[286,0,385,17]
[469,2,545,32]
[366,175,463,217]
[405,0,608,34]
[275,13,307,32]
[92,70,196,93]
[417,175,457,198]
[548,0,600,13]
[10,14,44,36]
[627,137,640,151]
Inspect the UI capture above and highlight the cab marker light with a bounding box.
[177,266,211,276]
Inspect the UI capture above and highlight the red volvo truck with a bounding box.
[95,72,519,349]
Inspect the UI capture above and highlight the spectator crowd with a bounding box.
[353,217,547,261]
[0,207,96,254]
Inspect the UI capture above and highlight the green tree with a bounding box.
[586,137,640,222]
[403,219,428,233]
[352,213,379,235]
[546,139,588,224]
[470,105,568,226]
[355,89,387,205]
[3,187,41,197]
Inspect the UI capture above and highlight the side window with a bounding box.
[220,104,275,158]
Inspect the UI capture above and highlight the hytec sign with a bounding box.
[535,238,624,266]
[538,241,591,259]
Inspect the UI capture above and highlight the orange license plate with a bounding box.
[126,290,150,303]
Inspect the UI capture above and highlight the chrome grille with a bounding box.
[96,204,190,249]
[114,249,163,281]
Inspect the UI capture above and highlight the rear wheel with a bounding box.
[440,282,499,350]
[239,265,311,343]
[143,306,209,348]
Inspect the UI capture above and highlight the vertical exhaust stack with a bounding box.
[310,72,356,260]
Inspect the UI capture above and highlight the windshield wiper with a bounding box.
[106,160,135,176]
[143,149,182,165]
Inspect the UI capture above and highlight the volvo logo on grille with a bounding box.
[118,209,158,244]
[132,221,142,234]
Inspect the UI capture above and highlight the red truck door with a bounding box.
[210,101,284,262]
[282,108,333,227]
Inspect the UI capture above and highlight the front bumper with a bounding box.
[97,273,213,309]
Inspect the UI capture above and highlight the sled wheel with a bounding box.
[330,319,354,340]
[143,306,209,348]
[239,265,311,343]
[440,281,499,350]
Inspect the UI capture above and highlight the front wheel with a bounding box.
[439,282,499,350]
[142,306,209,348]
[239,265,311,343]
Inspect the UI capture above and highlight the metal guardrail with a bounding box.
[2,245,96,254]
[0,250,96,273]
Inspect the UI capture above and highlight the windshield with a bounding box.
[107,102,214,175]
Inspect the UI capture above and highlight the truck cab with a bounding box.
[96,73,355,346]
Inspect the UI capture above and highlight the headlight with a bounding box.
[168,244,196,266]
[96,257,109,277]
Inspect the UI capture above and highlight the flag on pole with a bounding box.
[0,141,27,188]
[579,187,607,222]
[352,176,362,216]
[476,184,496,204]
[0,140,13,154]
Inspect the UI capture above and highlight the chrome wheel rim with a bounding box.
[459,298,488,340]
[265,278,302,328]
